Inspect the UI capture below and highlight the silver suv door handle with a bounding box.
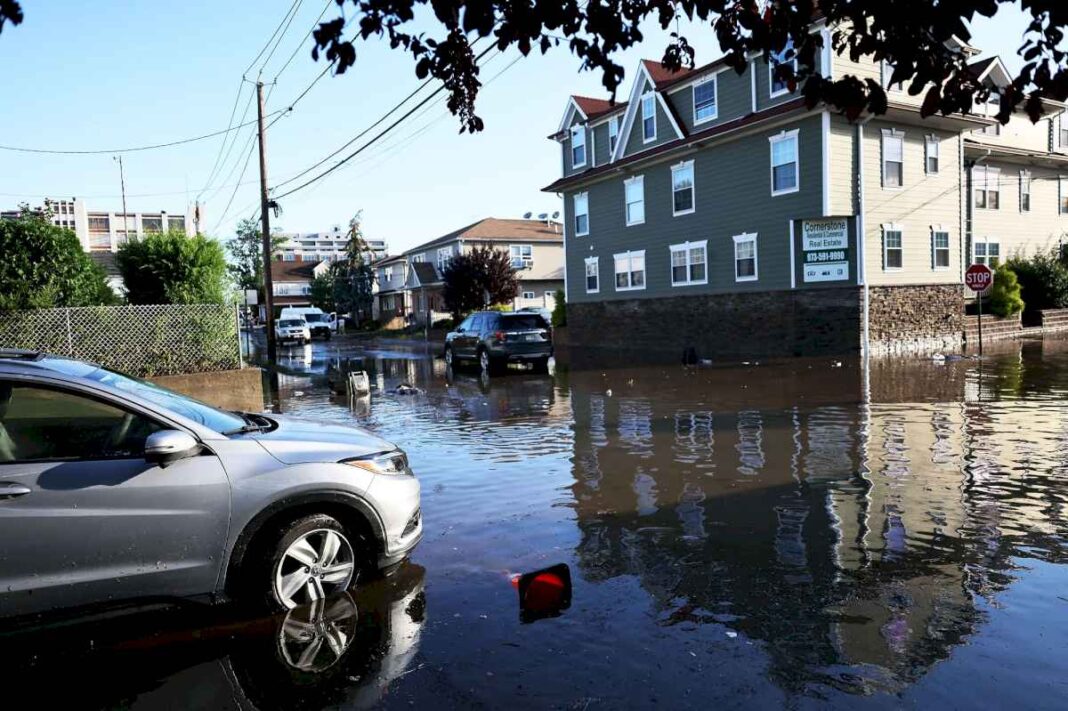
[0,483,31,500]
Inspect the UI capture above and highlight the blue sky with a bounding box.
[0,2,1034,253]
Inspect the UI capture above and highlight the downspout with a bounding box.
[963,148,992,286]
[856,115,874,360]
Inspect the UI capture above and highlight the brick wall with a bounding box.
[867,284,964,355]
[567,288,863,362]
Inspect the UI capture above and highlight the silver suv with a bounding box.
[0,350,422,617]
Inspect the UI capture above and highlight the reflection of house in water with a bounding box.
[565,348,1068,694]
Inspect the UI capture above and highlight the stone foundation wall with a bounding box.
[867,284,964,355]
[566,288,863,362]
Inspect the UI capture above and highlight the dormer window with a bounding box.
[571,125,587,168]
[608,116,620,154]
[641,94,656,143]
[770,41,796,97]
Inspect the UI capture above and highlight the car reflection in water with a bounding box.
[0,564,426,710]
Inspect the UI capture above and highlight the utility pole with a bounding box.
[256,80,277,362]
[114,155,128,237]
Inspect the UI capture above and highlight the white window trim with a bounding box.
[573,192,590,237]
[974,165,1001,210]
[930,226,951,271]
[669,240,708,287]
[570,124,587,169]
[671,160,696,217]
[769,129,800,197]
[769,48,796,99]
[974,237,1001,266]
[1020,169,1031,212]
[509,244,533,270]
[584,256,600,294]
[1061,176,1068,214]
[732,233,759,282]
[521,291,536,300]
[882,223,904,272]
[608,116,619,154]
[881,128,905,190]
[614,249,647,292]
[925,134,939,175]
[692,75,718,126]
[624,175,645,226]
[641,92,657,144]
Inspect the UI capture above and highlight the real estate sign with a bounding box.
[801,218,850,283]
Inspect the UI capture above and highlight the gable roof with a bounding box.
[573,95,627,122]
[642,59,693,88]
[410,261,441,287]
[611,60,688,162]
[405,218,563,255]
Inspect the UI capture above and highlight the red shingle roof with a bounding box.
[642,59,693,87]
[573,95,626,121]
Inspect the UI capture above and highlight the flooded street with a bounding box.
[6,335,1068,708]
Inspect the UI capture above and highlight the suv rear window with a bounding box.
[499,314,548,330]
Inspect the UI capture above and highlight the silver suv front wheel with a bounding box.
[269,515,357,609]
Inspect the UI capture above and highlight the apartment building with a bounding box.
[544,27,1068,358]
[374,217,565,328]
[275,224,388,263]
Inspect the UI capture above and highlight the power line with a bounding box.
[243,0,303,77]
[258,0,305,78]
[210,108,291,234]
[271,0,332,82]
[0,110,283,156]
[272,43,498,201]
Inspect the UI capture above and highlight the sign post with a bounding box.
[965,263,994,356]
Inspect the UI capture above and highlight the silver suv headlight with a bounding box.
[341,450,413,476]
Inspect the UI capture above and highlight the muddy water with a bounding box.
[7,335,1068,708]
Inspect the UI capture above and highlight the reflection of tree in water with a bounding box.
[566,373,1068,697]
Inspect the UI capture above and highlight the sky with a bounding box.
[0,1,1037,254]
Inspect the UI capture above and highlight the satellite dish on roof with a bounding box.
[538,213,548,220]
[523,211,533,219]
[551,211,560,219]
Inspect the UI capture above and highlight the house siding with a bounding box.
[753,57,803,112]
[860,119,963,286]
[563,113,824,304]
[561,111,589,176]
[970,161,1068,261]
[667,68,751,135]
[828,114,857,216]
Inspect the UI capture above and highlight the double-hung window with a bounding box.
[974,166,1000,209]
[608,116,620,154]
[974,240,1000,267]
[670,241,707,286]
[585,257,599,293]
[882,129,904,188]
[641,93,656,143]
[733,233,758,282]
[932,229,950,269]
[1059,117,1068,151]
[570,125,586,168]
[1060,176,1068,214]
[770,42,796,97]
[437,246,452,272]
[509,244,533,269]
[769,129,799,196]
[614,250,646,291]
[1020,170,1031,212]
[384,266,393,283]
[671,161,695,215]
[883,225,903,270]
[573,192,589,236]
[625,176,645,226]
[925,135,940,174]
[693,77,717,124]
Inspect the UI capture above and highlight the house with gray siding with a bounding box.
[545,24,1067,358]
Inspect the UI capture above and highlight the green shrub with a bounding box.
[987,264,1024,318]
[485,303,513,312]
[551,288,566,327]
[432,317,455,329]
[117,230,227,305]
[1007,249,1068,315]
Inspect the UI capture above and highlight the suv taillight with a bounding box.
[494,331,505,343]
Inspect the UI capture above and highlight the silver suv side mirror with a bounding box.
[145,430,200,467]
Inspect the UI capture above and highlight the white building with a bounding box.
[1,197,198,253]
[276,224,388,263]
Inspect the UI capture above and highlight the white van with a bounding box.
[279,307,338,339]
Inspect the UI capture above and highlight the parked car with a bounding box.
[280,307,338,339]
[0,350,422,618]
[275,317,310,345]
[444,311,553,375]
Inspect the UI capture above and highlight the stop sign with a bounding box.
[965,263,994,292]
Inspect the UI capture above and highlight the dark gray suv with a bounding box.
[0,351,422,618]
[444,311,553,374]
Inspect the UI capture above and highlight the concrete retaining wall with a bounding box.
[152,368,264,412]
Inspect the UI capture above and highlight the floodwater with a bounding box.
[5,334,1068,708]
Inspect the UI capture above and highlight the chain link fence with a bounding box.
[0,304,241,376]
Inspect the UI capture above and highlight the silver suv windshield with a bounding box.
[279,319,304,328]
[39,359,246,434]
[304,314,325,323]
